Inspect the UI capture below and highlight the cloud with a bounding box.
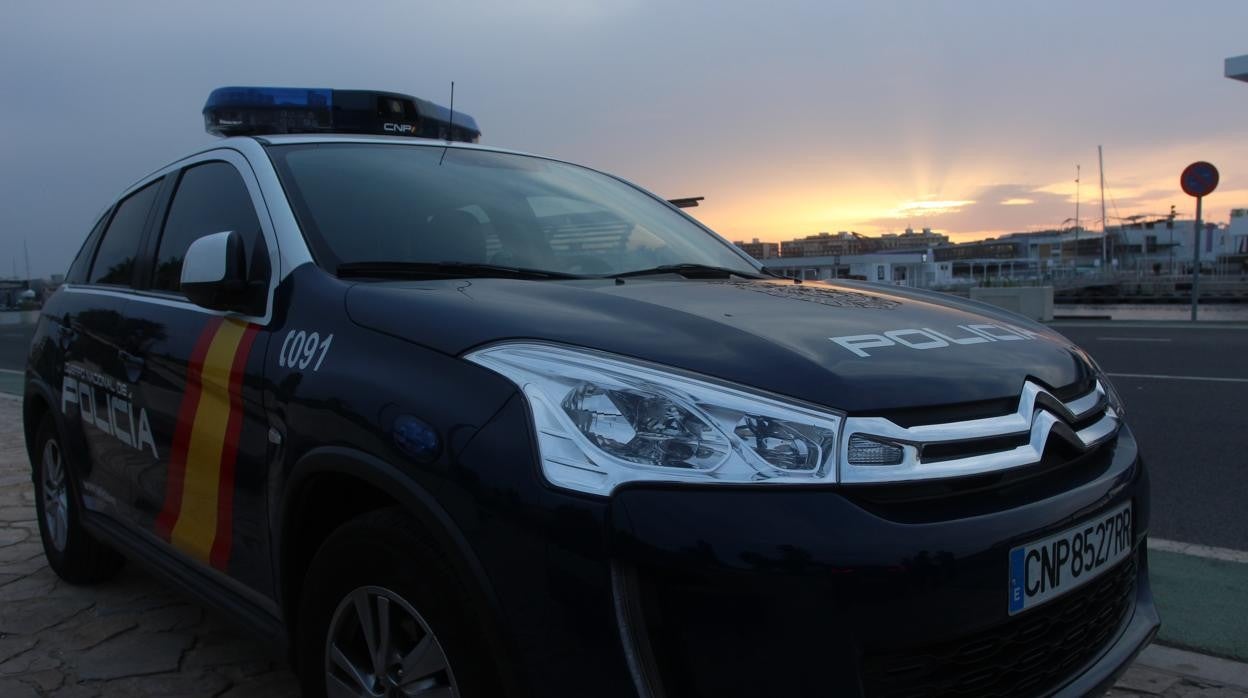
[864,184,1074,236]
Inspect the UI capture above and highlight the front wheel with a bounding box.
[296,508,502,698]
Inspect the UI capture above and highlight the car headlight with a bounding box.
[465,343,843,496]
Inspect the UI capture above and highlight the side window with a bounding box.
[90,180,163,286]
[65,210,111,284]
[153,161,264,293]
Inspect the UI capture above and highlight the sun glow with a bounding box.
[892,199,975,216]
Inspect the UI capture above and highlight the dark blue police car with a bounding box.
[23,87,1158,697]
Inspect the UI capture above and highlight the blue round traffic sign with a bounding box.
[1181,161,1219,198]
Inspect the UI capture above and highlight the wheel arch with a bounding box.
[22,376,67,469]
[277,446,515,684]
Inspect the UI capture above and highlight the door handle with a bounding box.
[56,314,77,348]
[119,350,146,381]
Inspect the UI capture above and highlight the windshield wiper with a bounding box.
[610,263,766,280]
[336,261,584,281]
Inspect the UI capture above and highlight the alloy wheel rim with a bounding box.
[325,585,458,698]
[41,439,69,552]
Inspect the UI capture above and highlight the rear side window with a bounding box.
[65,210,110,284]
[153,162,264,293]
[90,180,163,286]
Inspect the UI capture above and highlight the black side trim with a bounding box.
[611,561,667,698]
[80,512,286,652]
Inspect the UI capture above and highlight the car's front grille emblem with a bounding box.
[839,381,1118,484]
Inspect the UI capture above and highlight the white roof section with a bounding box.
[1226,55,1248,82]
[251,133,541,159]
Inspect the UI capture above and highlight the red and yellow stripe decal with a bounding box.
[156,317,259,570]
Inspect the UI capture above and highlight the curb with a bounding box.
[1137,644,1248,691]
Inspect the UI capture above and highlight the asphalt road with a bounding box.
[1050,322,1248,552]
[1,314,1244,551]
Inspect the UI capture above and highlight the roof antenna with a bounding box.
[447,81,455,141]
[439,80,454,165]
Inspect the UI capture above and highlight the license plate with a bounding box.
[1008,502,1133,615]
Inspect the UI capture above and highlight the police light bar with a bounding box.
[203,86,481,143]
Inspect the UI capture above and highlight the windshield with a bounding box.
[266,143,759,278]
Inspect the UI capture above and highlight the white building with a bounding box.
[1109,218,1236,272]
[1229,209,1248,254]
[763,251,955,287]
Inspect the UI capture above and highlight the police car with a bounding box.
[23,86,1157,697]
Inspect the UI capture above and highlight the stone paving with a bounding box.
[1110,664,1248,698]
[1,395,1245,697]
[0,397,297,698]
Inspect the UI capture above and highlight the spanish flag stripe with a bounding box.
[170,319,249,563]
[208,323,259,570]
[156,317,223,540]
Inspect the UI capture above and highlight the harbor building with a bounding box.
[732,238,780,260]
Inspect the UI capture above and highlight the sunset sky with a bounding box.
[3,1,1248,277]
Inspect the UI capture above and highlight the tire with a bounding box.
[296,507,503,698]
[31,414,124,584]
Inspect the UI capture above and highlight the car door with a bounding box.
[120,153,278,599]
[62,178,166,521]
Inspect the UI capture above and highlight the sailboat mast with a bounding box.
[1099,145,1108,266]
[1074,164,1080,267]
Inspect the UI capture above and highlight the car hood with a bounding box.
[345,277,1092,415]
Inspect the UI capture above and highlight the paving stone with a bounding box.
[0,473,32,489]
[0,527,29,546]
[0,553,48,576]
[1117,664,1187,694]
[16,668,67,692]
[49,613,138,653]
[0,645,62,675]
[94,671,230,698]
[0,506,36,522]
[0,636,38,663]
[0,540,45,564]
[0,678,40,698]
[1182,686,1248,697]
[135,604,201,632]
[73,632,193,680]
[0,566,60,601]
[0,594,92,634]
[50,682,105,698]
[216,671,302,698]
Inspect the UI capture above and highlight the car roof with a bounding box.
[250,133,541,158]
[116,134,561,203]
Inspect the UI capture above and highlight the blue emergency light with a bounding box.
[203,86,481,143]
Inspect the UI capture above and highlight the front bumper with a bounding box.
[456,396,1156,698]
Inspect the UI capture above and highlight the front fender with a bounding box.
[277,445,520,691]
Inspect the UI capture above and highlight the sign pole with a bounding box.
[1191,196,1202,321]
[1179,161,1218,322]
